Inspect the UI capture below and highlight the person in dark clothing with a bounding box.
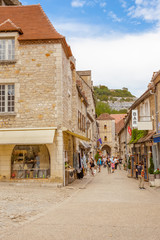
[136,162,145,189]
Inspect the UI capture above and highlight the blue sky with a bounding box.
[21,0,160,97]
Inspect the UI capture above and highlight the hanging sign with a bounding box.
[132,110,138,128]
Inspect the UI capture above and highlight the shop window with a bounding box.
[0,84,14,113]
[0,39,15,60]
[11,145,50,179]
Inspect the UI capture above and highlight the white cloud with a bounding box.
[128,0,160,24]
[100,2,106,8]
[53,20,106,37]
[108,11,122,23]
[119,0,127,9]
[68,30,160,97]
[71,0,107,8]
[71,0,86,7]
[20,0,28,4]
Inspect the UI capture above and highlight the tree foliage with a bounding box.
[95,101,127,116]
[94,85,135,100]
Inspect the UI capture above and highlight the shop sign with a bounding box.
[132,110,138,128]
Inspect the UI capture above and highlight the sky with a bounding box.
[20,0,160,97]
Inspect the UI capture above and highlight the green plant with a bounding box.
[128,157,131,169]
[94,152,101,161]
[148,157,154,174]
[129,129,148,143]
[154,168,160,174]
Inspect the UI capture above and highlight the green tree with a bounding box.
[95,101,111,117]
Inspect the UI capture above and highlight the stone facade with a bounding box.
[0,5,98,184]
[76,71,98,157]
[97,116,116,157]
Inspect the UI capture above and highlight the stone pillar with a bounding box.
[0,145,15,179]
[47,129,64,183]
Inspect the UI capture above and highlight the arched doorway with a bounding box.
[11,145,50,179]
[101,144,111,157]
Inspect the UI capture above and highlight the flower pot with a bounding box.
[149,174,155,181]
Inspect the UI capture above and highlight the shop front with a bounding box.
[11,144,50,179]
[0,127,57,180]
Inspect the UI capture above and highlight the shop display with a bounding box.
[11,145,50,179]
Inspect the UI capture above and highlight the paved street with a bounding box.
[1,168,160,240]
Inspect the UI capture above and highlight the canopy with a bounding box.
[0,127,56,144]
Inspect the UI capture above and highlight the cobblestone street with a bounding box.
[0,177,91,238]
[1,169,160,240]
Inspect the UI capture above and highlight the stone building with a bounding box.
[0,4,98,184]
[97,113,115,157]
[118,80,157,180]
[76,71,98,158]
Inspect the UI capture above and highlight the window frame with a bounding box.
[0,38,15,61]
[0,84,15,113]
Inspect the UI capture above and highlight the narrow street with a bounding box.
[2,168,160,240]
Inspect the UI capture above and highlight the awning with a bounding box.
[79,140,91,149]
[64,130,90,142]
[0,127,56,145]
[136,130,155,143]
[153,133,160,143]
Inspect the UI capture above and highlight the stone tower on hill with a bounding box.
[0,0,22,5]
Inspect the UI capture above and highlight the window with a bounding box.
[0,39,15,60]
[104,124,107,129]
[104,136,107,141]
[0,84,15,113]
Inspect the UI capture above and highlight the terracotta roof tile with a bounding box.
[115,118,125,134]
[0,5,63,40]
[0,5,72,57]
[110,114,126,124]
[0,19,23,34]
[97,113,114,120]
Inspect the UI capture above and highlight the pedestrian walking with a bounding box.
[115,157,118,169]
[97,157,102,172]
[118,159,121,170]
[90,158,95,176]
[137,162,145,189]
[107,158,111,174]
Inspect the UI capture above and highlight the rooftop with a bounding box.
[97,113,114,121]
[0,4,72,57]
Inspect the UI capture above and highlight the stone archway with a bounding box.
[11,144,50,179]
[101,144,111,157]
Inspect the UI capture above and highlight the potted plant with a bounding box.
[154,168,160,179]
[148,157,154,181]
[127,157,131,177]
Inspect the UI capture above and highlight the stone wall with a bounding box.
[97,119,115,156]
[0,33,74,130]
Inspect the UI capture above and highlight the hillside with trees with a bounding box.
[94,85,136,117]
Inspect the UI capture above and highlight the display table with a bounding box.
[12,168,50,179]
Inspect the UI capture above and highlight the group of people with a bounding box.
[88,154,146,190]
[88,155,122,176]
